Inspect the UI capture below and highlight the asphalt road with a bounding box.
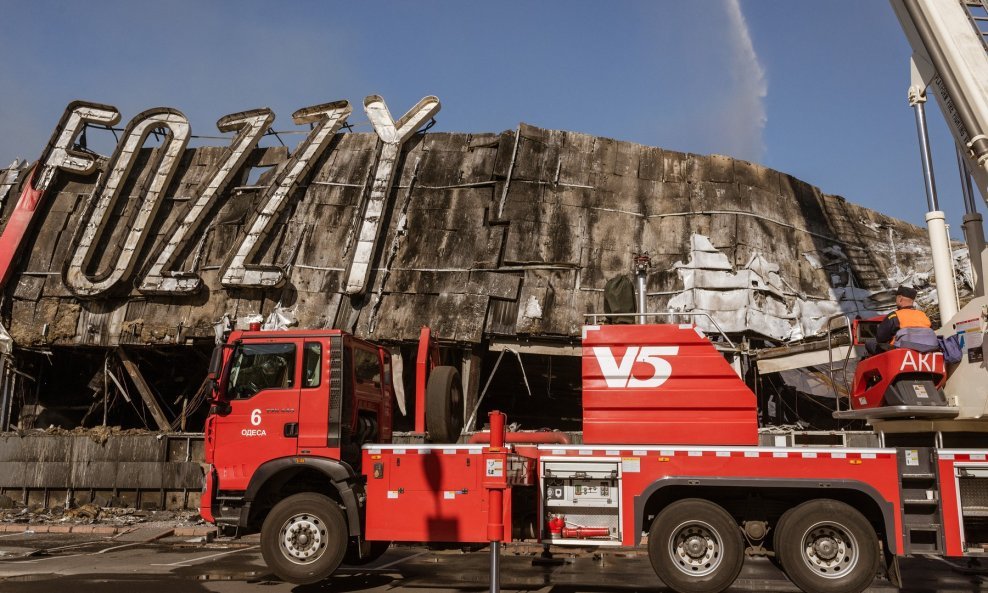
[0,531,985,593]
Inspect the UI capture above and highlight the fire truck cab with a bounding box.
[201,325,462,580]
[201,329,394,555]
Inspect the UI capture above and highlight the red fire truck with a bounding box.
[199,317,988,593]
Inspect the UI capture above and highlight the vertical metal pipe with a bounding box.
[634,255,650,325]
[962,212,987,298]
[487,410,506,593]
[636,272,646,325]
[957,146,978,215]
[958,145,988,297]
[490,540,501,593]
[488,411,505,449]
[102,356,109,427]
[913,101,940,212]
[912,97,960,320]
[926,211,960,322]
[0,357,9,431]
[945,221,962,316]
[3,365,13,432]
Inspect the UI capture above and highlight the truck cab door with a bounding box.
[297,338,336,457]
[210,340,303,492]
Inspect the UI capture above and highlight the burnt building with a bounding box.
[0,98,945,436]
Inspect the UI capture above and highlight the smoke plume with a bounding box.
[723,0,768,161]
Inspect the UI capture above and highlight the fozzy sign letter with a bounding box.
[0,95,441,298]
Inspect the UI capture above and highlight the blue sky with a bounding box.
[0,0,974,230]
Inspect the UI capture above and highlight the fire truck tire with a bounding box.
[775,499,879,593]
[260,493,348,584]
[771,506,797,570]
[343,540,391,565]
[648,498,744,593]
[426,366,463,443]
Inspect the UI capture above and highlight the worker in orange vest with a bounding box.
[866,285,933,355]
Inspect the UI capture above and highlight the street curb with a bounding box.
[0,523,125,534]
[173,526,218,540]
[172,526,217,536]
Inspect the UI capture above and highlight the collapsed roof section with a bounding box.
[0,121,949,347]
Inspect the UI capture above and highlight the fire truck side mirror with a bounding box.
[207,345,223,378]
[206,344,228,402]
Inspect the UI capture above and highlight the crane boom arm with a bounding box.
[891,0,988,205]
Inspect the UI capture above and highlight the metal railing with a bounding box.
[824,314,855,412]
[583,312,737,351]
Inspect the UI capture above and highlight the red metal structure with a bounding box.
[581,323,757,445]
[851,349,946,409]
[414,326,439,433]
[839,316,952,417]
[201,321,988,593]
[0,166,44,290]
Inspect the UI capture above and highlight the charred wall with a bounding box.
[1,123,936,348]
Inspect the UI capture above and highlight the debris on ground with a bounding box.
[29,425,168,444]
[0,503,204,528]
[62,503,99,520]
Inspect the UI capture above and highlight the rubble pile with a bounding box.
[0,500,203,528]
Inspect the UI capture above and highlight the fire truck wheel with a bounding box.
[342,540,391,565]
[771,506,797,571]
[261,493,348,584]
[648,498,744,593]
[426,366,463,443]
[775,499,879,593]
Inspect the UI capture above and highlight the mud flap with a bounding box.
[885,551,902,588]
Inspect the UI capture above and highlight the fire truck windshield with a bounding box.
[227,343,296,399]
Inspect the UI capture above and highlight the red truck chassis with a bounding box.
[201,322,988,593]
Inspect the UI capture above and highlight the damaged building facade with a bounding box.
[0,97,957,508]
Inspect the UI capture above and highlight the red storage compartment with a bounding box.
[362,445,511,543]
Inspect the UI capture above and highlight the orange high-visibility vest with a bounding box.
[887,308,931,343]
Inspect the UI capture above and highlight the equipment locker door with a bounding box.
[211,340,303,491]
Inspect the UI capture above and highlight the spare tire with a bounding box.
[426,366,464,443]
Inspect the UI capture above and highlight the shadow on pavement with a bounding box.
[291,573,396,592]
